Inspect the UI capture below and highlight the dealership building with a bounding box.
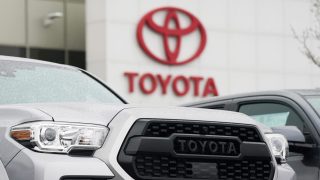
[0,0,319,105]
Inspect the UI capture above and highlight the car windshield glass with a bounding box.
[306,96,320,116]
[0,60,124,104]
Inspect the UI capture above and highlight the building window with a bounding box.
[0,0,86,69]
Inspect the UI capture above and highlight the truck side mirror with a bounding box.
[271,126,305,143]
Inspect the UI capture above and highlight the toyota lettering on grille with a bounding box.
[174,137,240,156]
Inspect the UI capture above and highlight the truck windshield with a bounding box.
[0,60,124,105]
[306,96,320,115]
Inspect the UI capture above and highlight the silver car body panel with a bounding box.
[0,160,9,180]
[6,149,113,180]
[23,103,127,125]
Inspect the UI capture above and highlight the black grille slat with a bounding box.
[135,156,193,178]
[135,156,272,180]
[218,160,271,180]
[145,122,262,142]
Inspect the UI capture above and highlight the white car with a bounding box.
[0,56,295,180]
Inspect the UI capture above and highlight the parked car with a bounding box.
[0,56,295,180]
[184,90,320,180]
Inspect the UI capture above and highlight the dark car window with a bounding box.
[0,60,124,104]
[239,103,304,131]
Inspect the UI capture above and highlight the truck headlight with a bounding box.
[265,134,289,164]
[10,122,108,154]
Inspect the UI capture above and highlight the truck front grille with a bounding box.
[118,119,274,180]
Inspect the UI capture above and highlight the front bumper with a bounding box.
[5,149,296,180]
[5,149,114,180]
[276,164,296,180]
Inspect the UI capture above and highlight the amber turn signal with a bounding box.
[10,130,32,141]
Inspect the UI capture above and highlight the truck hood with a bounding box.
[30,103,129,125]
[0,103,272,134]
[0,103,129,126]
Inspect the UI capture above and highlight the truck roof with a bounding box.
[184,89,320,107]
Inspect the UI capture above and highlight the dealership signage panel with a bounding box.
[123,7,218,98]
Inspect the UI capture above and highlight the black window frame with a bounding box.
[188,100,233,111]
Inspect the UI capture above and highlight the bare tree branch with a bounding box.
[293,0,320,67]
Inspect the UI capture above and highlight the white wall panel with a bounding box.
[284,37,312,73]
[284,0,311,35]
[229,0,256,33]
[257,0,284,34]
[229,71,257,94]
[199,0,228,30]
[200,32,228,70]
[285,74,312,89]
[86,0,106,23]
[257,36,284,72]
[106,0,139,23]
[229,33,256,70]
[257,72,285,91]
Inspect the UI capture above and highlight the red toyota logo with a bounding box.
[137,7,207,66]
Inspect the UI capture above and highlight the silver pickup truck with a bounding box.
[0,56,295,180]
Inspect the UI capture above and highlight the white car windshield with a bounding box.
[0,60,124,104]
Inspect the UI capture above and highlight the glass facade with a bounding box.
[0,0,86,69]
